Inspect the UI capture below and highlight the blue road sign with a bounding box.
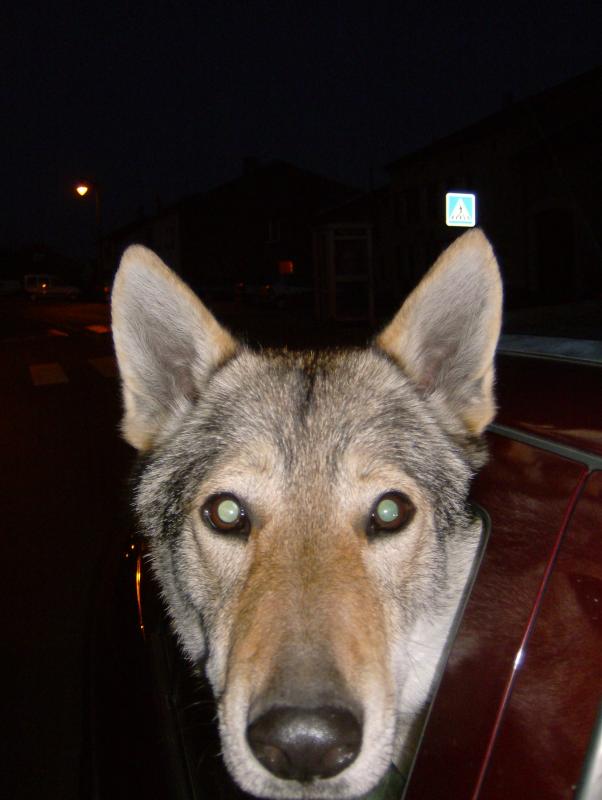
[446,192,476,227]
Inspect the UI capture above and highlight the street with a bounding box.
[1,298,132,799]
[0,296,374,800]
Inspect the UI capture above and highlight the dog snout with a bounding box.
[246,705,362,782]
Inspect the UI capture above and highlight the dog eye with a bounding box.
[201,493,250,535]
[369,491,415,535]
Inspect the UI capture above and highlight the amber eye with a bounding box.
[369,491,415,535]
[201,493,250,535]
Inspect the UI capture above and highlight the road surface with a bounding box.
[1,299,132,799]
[0,296,372,799]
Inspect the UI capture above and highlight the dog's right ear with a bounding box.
[111,246,238,451]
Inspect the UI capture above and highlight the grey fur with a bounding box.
[112,230,502,799]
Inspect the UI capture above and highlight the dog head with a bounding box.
[112,230,501,799]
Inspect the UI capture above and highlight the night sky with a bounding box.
[3,0,601,261]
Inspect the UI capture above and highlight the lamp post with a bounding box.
[74,180,103,282]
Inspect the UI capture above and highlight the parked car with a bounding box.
[85,334,602,800]
[24,273,81,301]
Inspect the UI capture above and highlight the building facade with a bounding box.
[383,67,601,307]
[104,161,358,296]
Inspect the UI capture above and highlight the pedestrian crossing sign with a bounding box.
[446,192,476,227]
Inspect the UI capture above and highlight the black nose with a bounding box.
[246,705,362,782]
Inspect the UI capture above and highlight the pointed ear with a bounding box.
[376,229,502,435]
[111,246,238,451]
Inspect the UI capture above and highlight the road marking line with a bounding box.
[86,324,111,334]
[48,328,69,337]
[29,362,69,386]
[89,356,118,378]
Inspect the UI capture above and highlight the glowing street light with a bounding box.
[74,179,103,273]
[74,180,101,227]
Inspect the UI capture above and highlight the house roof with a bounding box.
[107,160,360,240]
[174,159,359,215]
[385,65,601,171]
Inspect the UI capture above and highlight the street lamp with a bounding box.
[74,180,101,228]
[74,180,103,276]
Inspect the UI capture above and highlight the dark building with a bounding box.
[313,67,602,320]
[106,70,601,318]
[104,160,358,294]
[383,67,602,307]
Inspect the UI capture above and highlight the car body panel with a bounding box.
[477,468,602,799]
[404,431,590,799]
[496,353,602,458]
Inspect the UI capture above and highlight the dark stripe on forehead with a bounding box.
[301,350,320,410]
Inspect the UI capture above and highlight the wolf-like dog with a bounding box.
[111,229,502,799]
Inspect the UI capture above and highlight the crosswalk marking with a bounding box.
[29,362,69,386]
[88,356,118,378]
[28,356,118,386]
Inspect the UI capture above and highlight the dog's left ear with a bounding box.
[376,229,502,435]
[112,246,238,451]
